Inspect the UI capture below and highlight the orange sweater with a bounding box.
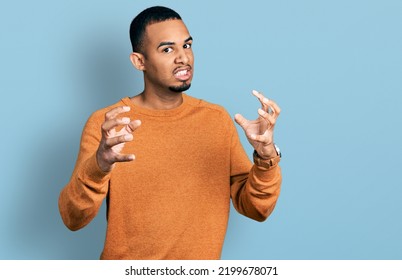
[59,94,281,259]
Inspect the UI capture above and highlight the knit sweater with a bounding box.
[58,94,282,259]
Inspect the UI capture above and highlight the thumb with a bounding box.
[125,120,142,133]
[234,114,248,129]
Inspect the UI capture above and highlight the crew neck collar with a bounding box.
[121,93,192,118]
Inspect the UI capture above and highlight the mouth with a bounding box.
[173,67,192,81]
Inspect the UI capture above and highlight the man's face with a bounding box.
[141,20,194,93]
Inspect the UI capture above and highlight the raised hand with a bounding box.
[234,90,281,160]
[96,106,141,172]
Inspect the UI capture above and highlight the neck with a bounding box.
[131,89,183,110]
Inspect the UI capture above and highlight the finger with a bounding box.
[102,117,131,135]
[258,108,276,126]
[105,106,131,121]
[252,90,269,112]
[234,113,249,129]
[113,153,135,162]
[252,89,264,100]
[254,91,281,117]
[267,99,281,116]
[105,133,133,148]
[125,120,142,133]
[100,153,135,168]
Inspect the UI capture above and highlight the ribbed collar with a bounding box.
[121,93,198,119]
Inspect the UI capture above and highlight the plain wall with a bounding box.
[1,0,401,259]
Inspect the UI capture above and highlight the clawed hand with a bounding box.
[235,90,281,160]
[96,106,141,172]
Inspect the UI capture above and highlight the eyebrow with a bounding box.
[157,36,193,48]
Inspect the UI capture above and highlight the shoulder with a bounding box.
[84,99,126,129]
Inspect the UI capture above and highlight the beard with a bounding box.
[169,82,191,93]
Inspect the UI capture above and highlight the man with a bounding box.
[59,6,282,260]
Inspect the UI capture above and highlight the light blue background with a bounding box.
[1,0,401,259]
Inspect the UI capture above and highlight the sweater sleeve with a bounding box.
[58,112,111,231]
[229,120,282,222]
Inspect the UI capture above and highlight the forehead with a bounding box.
[144,19,191,45]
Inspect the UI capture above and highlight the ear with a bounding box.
[130,52,146,71]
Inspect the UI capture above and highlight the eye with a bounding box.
[163,47,173,53]
[183,43,192,49]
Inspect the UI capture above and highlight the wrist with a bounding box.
[96,150,113,173]
[253,148,281,169]
[254,143,277,160]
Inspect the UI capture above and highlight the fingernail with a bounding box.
[123,106,131,111]
[124,134,133,141]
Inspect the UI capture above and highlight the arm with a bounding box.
[58,106,141,230]
[230,90,282,221]
[230,152,281,222]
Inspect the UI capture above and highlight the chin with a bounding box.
[169,82,191,93]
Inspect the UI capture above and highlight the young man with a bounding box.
[59,6,282,260]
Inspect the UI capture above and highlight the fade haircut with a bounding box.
[129,6,182,53]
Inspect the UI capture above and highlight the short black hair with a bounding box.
[129,6,182,53]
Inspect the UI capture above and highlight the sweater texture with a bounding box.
[59,94,281,259]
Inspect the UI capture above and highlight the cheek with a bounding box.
[185,51,193,63]
[150,65,174,82]
[148,63,169,76]
[144,56,177,80]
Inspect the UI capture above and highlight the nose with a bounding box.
[175,48,190,65]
